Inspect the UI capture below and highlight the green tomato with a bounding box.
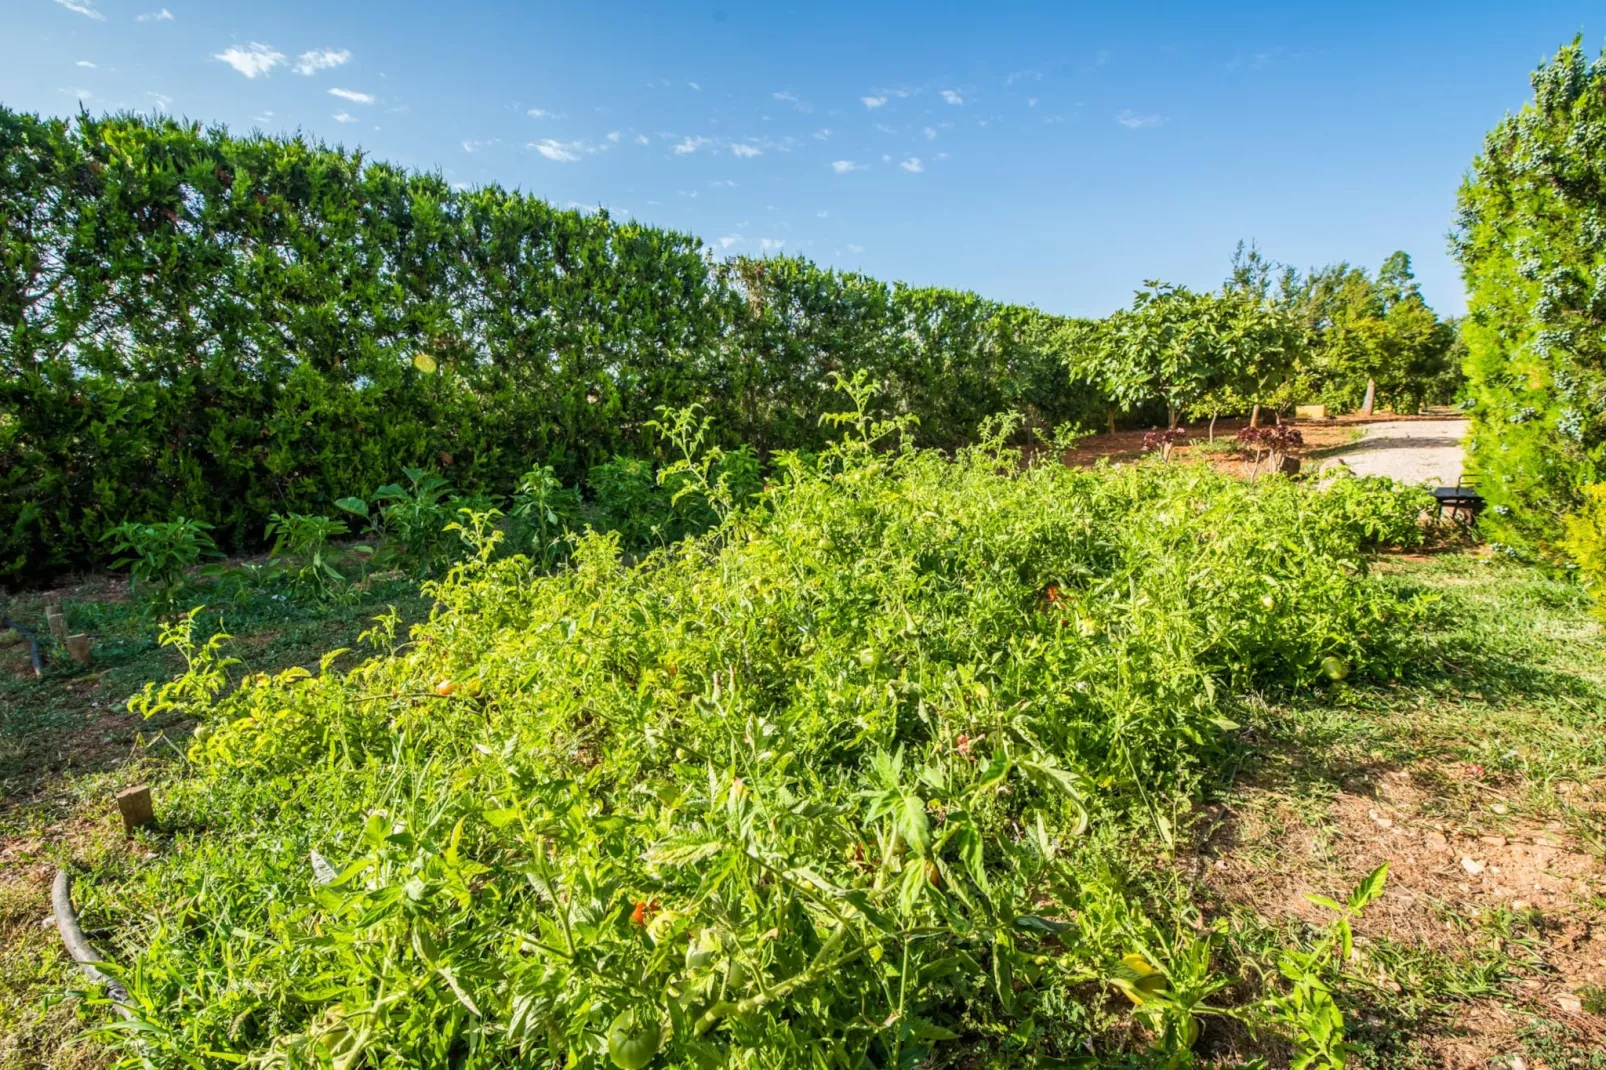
[858,647,882,670]
[685,929,720,971]
[1320,655,1350,682]
[607,1007,662,1070]
[1260,594,1276,611]
[192,723,213,744]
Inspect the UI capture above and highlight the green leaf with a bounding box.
[1347,862,1389,911]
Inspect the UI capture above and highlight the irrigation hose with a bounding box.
[1,615,43,677]
[50,869,134,1019]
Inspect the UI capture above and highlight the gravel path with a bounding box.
[1324,419,1468,486]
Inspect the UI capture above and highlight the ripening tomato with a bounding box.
[434,679,456,697]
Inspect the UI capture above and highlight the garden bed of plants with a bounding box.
[59,385,1446,1069]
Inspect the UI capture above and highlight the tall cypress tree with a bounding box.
[1454,38,1606,559]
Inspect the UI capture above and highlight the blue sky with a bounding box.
[4,1,1600,318]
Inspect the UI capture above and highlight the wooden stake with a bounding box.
[66,633,91,665]
[46,608,68,643]
[116,785,154,833]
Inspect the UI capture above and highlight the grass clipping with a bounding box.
[106,399,1431,1068]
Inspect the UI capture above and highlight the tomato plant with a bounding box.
[102,385,1427,1067]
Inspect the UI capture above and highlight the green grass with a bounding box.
[1199,552,1606,1066]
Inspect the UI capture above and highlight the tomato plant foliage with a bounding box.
[98,392,1429,1068]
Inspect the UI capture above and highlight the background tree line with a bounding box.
[1,106,1458,585]
[1072,244,1462,436]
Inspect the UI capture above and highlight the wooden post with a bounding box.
[46,608,68,643]
[117,785,154,833]
[66,633,91,665]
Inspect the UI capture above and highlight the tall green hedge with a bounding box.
[0,108,1101,584]
[1454,39,1606,558]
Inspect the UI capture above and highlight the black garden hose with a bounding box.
[1,615,42,676]
[50,869,134,1019]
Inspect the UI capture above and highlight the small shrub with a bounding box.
[101,517,222,598]
[1319,475,1436,549]
[1236,424,1305,477]
[1562,483,1606,617]
[368,468,468,577]
[511,465,584,566]
[264,512,353,600]
[1143,427,1189,461]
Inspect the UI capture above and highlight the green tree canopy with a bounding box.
[1454,37,1606,559]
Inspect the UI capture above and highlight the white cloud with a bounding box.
[607,130,622,143]
[1117,109,1165,129]
[711,179,737,187]
[672,136,713,155]
[148,91,172,109]
[527,108,555,119]
[846,243,864,253]
[635,134,650,145]
[460,138,499,153]
[328,87,374,104]
[922,126,937,140]
[901,157,923,172]
[332,112,358,123]
[872,123,895,134]
[216,43,286,79]
[816,209,829,218]
[772,90,811,113]
[731,143,762,158]
[861,96,887,109]
[532,138,583,162]
[940,89,964,105]
[813,128,831,140]
[135,7,173,20]
[76,60,97,68]
[293,48,349,75]
[717,234,742,249]
[688,81,702,91]
[760,238,785,252]
[53,0,104,20]
[1028,97,1039,107]
[1004,69,1041,86]
[61,87,94,100]
[830,160,862,173]
[882,153,892,162]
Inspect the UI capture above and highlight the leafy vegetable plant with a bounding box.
[101,517,222,600]
[265,512,356,600]
[104,384,1426,1067]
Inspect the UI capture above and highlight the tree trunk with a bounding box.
[1107,405,1117,435]
[1361,378,1376,416]
[1208,412,1218,442]
[1167,405,1178,430]
[1250,404,1261,429]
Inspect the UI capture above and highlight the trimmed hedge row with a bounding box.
[0,108,1103,584]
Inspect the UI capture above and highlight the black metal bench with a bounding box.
[1433,483,1483,524]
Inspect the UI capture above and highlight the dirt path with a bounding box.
[1325,418,1468,486]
